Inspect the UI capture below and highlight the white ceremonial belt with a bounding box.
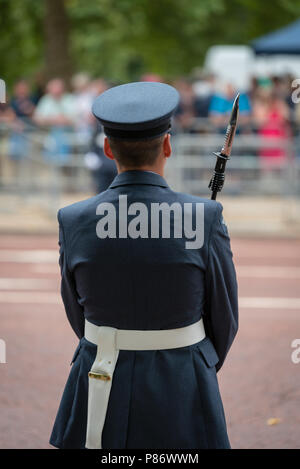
[84,318,206,449]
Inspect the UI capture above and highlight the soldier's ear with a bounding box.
[163,133,172,158]
[104,137,114,160]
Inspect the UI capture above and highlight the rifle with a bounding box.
[209,93,240,200]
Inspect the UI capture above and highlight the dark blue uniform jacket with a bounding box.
[50,170,238,449]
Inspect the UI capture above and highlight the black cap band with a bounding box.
[104,121,171,141]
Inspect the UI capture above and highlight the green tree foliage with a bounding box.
[1,0,300,87]
[0,0,44,86]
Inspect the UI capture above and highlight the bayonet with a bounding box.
[209,93,240,200]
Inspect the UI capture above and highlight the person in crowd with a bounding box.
[90,78,109,98]
[0,102,15,125]
[173,78,202,133]
[31,70,47,104]
[84,78,117,193]
[209,82,251,131]
[34,78,76,164]
[7,79,36,164]
[294,99,300,158]
[0,101,16,185]
[140,73,163,82]
[10,79,36,124]
[248,76,260,104]
[252,86,291,167]
[294,99,300,127]
[192,72,215,119]
[271,74,295,118]
[85,124,117,194]
[71,72,95,142]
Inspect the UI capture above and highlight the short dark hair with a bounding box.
[108,135,165,168]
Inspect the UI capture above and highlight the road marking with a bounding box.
[0,250,58,263]
[32,264,60,274]
[0,278,58,290]
[235,250,300,259]
[0,291,61,303]
[239,297,300,309]
[236,266,300,278]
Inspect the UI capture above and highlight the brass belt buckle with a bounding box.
[88,371,111,381]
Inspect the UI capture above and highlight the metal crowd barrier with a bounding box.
[0,125,300,218]
[0,125,92,215]
[168,133,300,197]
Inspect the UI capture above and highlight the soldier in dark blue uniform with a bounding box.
[50,82,238,449]
[85,124,117,194]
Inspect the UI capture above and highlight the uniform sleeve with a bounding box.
[203,202,239,372]
[58,209,85,339]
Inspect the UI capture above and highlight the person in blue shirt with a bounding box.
[8,80,36,162]
[210,82,251,131]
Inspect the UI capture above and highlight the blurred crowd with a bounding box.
[174,73,299,167]
[1,72,300,192]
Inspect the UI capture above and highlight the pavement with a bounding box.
[0,191,300,238]
[0,234,300,449]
